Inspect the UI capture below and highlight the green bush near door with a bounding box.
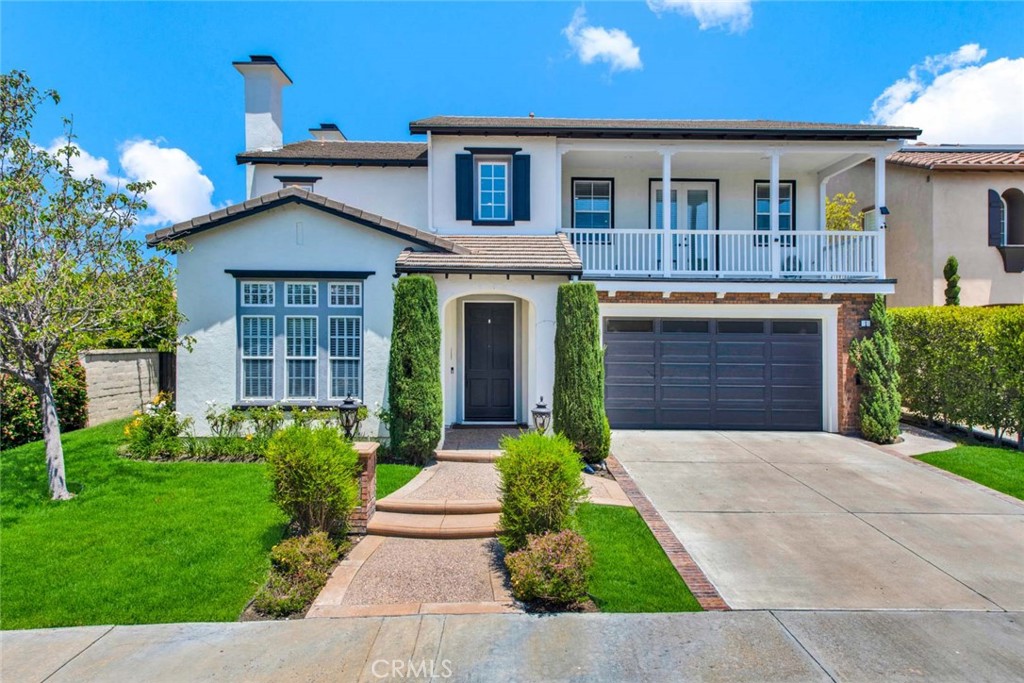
[553,281,610,464]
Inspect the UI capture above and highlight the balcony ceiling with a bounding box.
[562,149,868,174]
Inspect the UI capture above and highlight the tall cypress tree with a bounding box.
[851,295,902,444]
[386,276,442,464]
[553,282,610,463]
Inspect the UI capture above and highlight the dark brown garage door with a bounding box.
[604,318,822,430]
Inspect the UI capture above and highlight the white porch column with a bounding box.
[769,151,781,278]
[555,148,565,231]
[662,149,672,277]
[874,150,887,278]
[818,181,827,231]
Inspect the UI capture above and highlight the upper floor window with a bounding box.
[573,179,613,229]
[329,282,362,307]
[242,282,274,307]
[286,282,318,307]
[754,181,795,231]
[476,158,510,221]
[991,187,1024,247]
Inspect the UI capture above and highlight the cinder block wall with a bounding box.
[78,349,160,426]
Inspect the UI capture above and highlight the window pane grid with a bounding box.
[329,316,361,398]
[574,180,612,230]
[241,316,273,399]
[286,316,317,398]
[286,282,318,307]
[755,182,794,231]
[242,282,274,306]
[329,282,362,307]
[478,161,509,221]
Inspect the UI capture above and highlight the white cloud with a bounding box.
[47,138,217,226]
[869,44,1024,144]
[647,0,752,33]
[563,7,643,73]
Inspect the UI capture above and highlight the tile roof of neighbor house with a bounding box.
[145,187,467,253]
[236,141,429,166]
[395,234,584,276]
[888,146,1024,171]
[409,116,922,141]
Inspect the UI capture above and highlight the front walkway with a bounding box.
[6,610,1024,682]
[612,430,1024,611]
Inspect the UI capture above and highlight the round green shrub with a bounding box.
[496,431,587,551]
[553,281,610,464]
[505,529,593,606]
[265,425,360,535]
[253,531,339,617]
[386,275,442,465]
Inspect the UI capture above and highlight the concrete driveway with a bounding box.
[612,431,1024,611]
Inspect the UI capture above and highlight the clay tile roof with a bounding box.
[236,140,428,166]
[145,187,467,253]
[395,234,583,276]
[888,146,1024,171]
[409,116,920,141]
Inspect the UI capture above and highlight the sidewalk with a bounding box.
[4,610,1023,682]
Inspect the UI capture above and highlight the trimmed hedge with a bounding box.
[0,359,88,449]
[891,305,1024,443]
[386,276,442,465]
[553,282,610,464]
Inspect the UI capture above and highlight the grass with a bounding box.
[917,444,1024,501]
[0,421,287,630]
[376,463,422,499]
[577,503,702,612]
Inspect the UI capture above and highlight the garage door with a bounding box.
[604,318,822,430]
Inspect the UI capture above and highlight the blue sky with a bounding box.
[3,1,1023,225]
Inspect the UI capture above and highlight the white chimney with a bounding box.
[310,123,346,142]
[233,55,292,151]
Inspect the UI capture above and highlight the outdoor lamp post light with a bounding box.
[532,397,552,433]
[338,395,362,439]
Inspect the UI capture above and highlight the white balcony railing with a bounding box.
[562,228,883,279]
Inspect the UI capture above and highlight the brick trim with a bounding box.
[606,455,729,611]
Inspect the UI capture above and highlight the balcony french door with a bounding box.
[651,181,716,273]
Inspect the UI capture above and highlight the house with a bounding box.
[829,145,1024,308]
[147,55,921,437]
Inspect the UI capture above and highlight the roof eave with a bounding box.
[395,264,583,277]
[408,123,922,141]
[235,154,428,167]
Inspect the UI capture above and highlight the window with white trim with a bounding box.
[241,316,274,399]
[329,282,362,307]
[285,316,317,399]
[329,316,362,398]
[755,182,795,231]
[242,282,274,306]
[573,180,613,229]
[286,282,317,307]
[476,159,509,221]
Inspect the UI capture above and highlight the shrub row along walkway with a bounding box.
[308,447,631,618]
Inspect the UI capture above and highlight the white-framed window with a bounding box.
[241,316,274,399]
[329,316,362,399]
[285,316,317,399]
[476,158,510,221]
[242,282,275,307]
[755,181,795,231]
[286,282,318,307]
[329,282,362,308]
[573,180,613,229]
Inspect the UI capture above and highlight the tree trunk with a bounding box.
[38,375,73,500]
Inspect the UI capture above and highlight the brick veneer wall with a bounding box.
[596,291,875,434]
[350,442,378,534]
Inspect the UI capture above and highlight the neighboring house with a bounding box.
[148,55,921,437]
[829,146,1024,308]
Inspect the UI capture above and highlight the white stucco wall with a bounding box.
[176,203,420,434]
[435,275,561,426]
[430,136,559,234]
[250,165,428,229]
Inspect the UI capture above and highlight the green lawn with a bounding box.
[0,421,287,630]
[577,503,701,612]
[376,463,422,499]
[917,444,1024,501]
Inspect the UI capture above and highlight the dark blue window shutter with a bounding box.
[455,153,473,221]
[512,154,531,221]
[989,189,1004,246]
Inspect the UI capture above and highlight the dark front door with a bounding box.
[465,302,515,421]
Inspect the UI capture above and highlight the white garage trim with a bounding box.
[598,302,840,433]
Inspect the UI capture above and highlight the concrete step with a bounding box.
[377,498,501,515]
[367,511,499,539]
[435,449,501,464]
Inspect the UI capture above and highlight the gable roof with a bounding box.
[888,146,1024,171]
[145,187,467,253]
[236,141,428,166]
[409,116,921,141]
[395,234,583,276]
